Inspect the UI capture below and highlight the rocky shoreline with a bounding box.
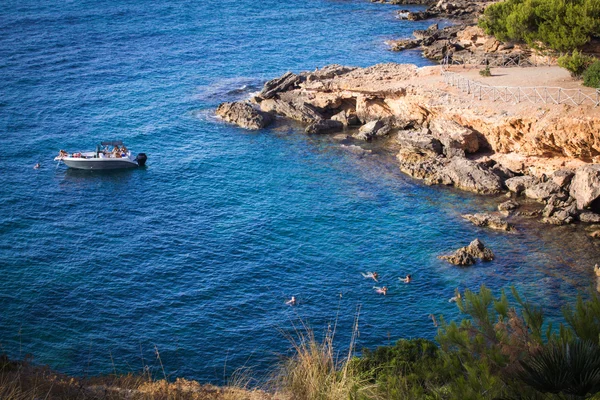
[216,62,600,236]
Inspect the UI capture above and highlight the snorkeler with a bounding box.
[33,163,40,169]
[361,272,379,282]
[399,274,411,283]
[448,288,461,303]
[429,314,438,327]
[373,286,388,295]
[286,296,297,306]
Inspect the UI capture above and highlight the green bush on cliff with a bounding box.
[558,50,596,77]
[583,60,600,87]
[353,286,600,399]
[479,0,600,52]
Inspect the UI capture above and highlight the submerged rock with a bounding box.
[216,102,273,130]
[439,238,495,266]
[462,212,514,231]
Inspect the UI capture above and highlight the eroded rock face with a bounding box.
[440,158,504,194]
[430,119,479,157]
[462,212,514,231]
[216,102,274,130]
[525,181,564,202]
[354,120,392,141]
[570,164,600,210]
[305,119,344,134]
[396,129,443,156]
[439,238,495,266]
[259,98,323,124]
[259,72,303,99]
[506,176,539,194]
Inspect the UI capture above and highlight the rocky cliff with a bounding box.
[216,62,600,228]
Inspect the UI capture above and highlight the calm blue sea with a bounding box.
[1,0,598,385]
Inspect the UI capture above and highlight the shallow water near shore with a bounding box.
[1,0,599,385]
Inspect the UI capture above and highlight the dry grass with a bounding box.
[0,354,274,400]
[271,312,378,400]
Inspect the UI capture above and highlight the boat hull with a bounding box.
[62,158,139,170]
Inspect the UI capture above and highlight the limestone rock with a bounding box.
[305,119,344,134]
[570,164,600,209]
[439,238,494,266]
[498,199,520,212]
[551,169,575,190]
[396,149,447,182]
[590,230,600,239]
[462,212,514,231]
[505,176,539,194]
[331,109,359,127]
[303,64,356,81]
[525,181,564,202]
[580,212,600,223]
[429,119,479,158]
[259,72,303,99]
[354,120,392,141]
[259,98,323,124]
[396,129,443,156]
[440,158,504,194]
[216,102,273,130]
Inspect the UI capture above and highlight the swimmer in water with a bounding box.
[361,272,379,282]
[429,314,438,327]
[34,163,40,169]
[286,296,296,306]
[399,274,411,283]
[373,286,388,295]
[448,288,461,303]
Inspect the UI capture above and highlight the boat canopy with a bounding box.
[101,140,123,146]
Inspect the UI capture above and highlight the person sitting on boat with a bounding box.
[121,145,128,154]
[58,149,68,158]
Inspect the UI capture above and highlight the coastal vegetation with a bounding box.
[3,287,600,399]
[478,0,600,52]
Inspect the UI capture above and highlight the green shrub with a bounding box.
[583,60,600,88]
[558,50,596,77]
[479,0,600,52]
[479,65,492,76]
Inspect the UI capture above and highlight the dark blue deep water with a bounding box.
[1,0,599,384]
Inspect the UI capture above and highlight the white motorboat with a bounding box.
[54,141,147,170]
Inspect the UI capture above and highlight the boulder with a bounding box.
[259,98,323,124]
[396,149,447,182]
[216,102,274,130]
[505,176,539,194]
[498,199,520,212]
[590,230,600,239]
[439,238,494,266]
[396,129,443,156]
[389,39,420,52]
[440,158,504,194]
[429,119,480,158]
[462,212,514,231]
[551,169,575,190]
[570,164,600,209]
[331,109,359,127]
[525,181,564,202]
[354,120,392,141]
[580,212,600,223]
[259,72,303,99]
[305,119,344,134]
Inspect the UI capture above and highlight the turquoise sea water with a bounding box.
[1,0,599,384]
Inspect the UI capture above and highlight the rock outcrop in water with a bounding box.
[216,102,273,130]
[440,238,495,266]
[216,62,600,227]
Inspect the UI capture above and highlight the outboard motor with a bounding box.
[136,153,147,167]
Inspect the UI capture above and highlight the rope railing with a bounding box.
[440,55,599,107]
